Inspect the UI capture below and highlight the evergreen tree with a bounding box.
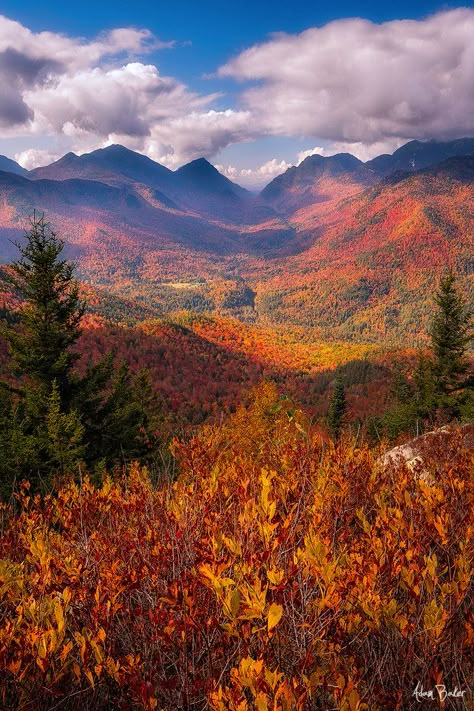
[4,213,84,406]
[327,377,347,441]
[0,214,157,495]
[430,270,472,417]
[413,353,437,420]
[76,358,153,471]
[45,381,85,475]
[0,216,85,490]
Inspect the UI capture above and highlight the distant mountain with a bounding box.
[30,145,174,192]
[31,146,256,223]
[259,138,474,219]
[256,154,474,340]
[171,157,258,222]
[0,170,243,255]
[0,141,473,342]
[260,152,378,214]
[366,138,474,176]
[175,157,249,199]
[0,155,28,177]
[0,160,294,269]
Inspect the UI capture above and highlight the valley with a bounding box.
[1,5,473,708]
[1,138,472,346]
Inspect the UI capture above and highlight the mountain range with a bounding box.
[0,138,473,343]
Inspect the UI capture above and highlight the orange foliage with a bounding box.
[0,384,472,710]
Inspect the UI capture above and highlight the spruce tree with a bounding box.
[430,270,472,417]
[0,215,85,489]
[0,214,156,494]
[4,213,84,406]
[327,377,347,441]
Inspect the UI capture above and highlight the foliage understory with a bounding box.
[0,384,472,711]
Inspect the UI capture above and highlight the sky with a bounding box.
[0,0,473,187]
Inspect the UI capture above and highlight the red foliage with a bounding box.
[0,385,472,710]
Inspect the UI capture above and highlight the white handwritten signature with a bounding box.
[413,681,468,703]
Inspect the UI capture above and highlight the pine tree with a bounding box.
[46,381,85,475]
[4,213,84,405]
[1,214,160,494]
[430,270,472,417]
[77,359,152,471]
[327,377,347,441]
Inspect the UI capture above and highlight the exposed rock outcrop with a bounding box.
[379,423,474,482]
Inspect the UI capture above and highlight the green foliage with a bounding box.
[327,377,347,440]
[430,270,472,417]
[381,271,473,439]
[381,401,420,441]
[3,214,84,405]
[76,359,154,471]
[45,381,85,475]
[0,215,158,497]
[413,353,437,418]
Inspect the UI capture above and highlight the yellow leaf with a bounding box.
[229,588,241,618]
[60,641,73,664]
[267,603,283,632]
[72,662,81,679]
[348,688,361,711]
[266,568,284,586]
[90,640,103,664]
[54,601,65,634]
[37,636,47,659]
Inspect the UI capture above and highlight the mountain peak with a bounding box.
[173,157,250,208]
[176,157,217,176]
[260,151,369,208]
[367,137,474,176]
[0,155,29,176]
[30,144,173,188]
[91,144,139,158]
[298,152,364,174]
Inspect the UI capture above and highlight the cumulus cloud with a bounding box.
[215,158,293,188]
[0,15,164,73]
[0,14,250,166]
[296,147,326,165]
[220,9,474,151]
[145,109,255,168]
[2,10,474,171]
[15,148,62,170]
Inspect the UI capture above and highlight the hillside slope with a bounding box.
[0,140,473,342]
[254,156,474,340]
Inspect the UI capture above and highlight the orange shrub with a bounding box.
[0,384,472,710]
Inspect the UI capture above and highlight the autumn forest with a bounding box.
[0,134,473,711]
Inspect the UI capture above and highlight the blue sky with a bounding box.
[0,1,473,186]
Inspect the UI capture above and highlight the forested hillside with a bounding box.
[0,144,472,711]
[1,139,473,342]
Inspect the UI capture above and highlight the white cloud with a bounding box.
[144,109,254,168]
[296,139,404,164]
[296,146,326,164]
[220,9,474,148]
[215,158,293,188]
[0,14,251,166]
[15,147,61,170]
[2,10,474,171]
